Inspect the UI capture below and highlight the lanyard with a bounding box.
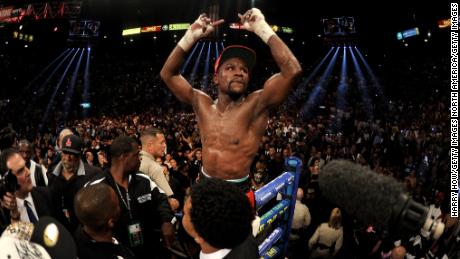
[114,182,133,220]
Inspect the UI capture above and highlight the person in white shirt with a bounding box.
[139,128,179,211]
[309,208,344,259]
[291,188,311,239]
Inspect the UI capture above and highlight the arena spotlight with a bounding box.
[189,42,206,82]
[62,48,85,121]
[42,49,80,124]
[82,46,92,118]
[26,49,74,115]
[335,46,348,129]
[299,47,340,120]
[202,42,212,92]
[354,47,389,113]
[349,47,373,121]
[180,41,200,74]
[288,47,334,105]
[24,49,71,96]
[215,41,219,61]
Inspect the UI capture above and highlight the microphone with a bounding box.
[319,160,445,239]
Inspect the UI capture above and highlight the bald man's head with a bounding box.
[391,246,406,259]
[75,183,120,232]
[296,188,304,201]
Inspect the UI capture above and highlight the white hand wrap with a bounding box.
[177,32,195,52]
[254,21,275,44]
[178,15,215,52]
[243,8,275,44]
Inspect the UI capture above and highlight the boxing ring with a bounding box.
[255,156,302,258]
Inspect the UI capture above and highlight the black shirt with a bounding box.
[86,170,175,259]
[74,226,136,259]
[47,161,102,232]
[224,235,259,259]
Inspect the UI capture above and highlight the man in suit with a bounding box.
[1,148,54,225]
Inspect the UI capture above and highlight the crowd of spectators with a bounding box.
[0,41,455,258]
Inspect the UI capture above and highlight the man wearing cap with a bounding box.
[47,134,102,232]
[161,8,301,191]
[48,127,73,169]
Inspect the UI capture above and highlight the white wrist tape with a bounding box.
[178,32,194,52]
[254,21,275,44]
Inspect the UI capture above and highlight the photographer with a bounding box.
[0,148,54,231]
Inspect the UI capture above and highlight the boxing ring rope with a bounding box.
[255,157,302,258]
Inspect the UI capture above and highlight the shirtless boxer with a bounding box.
[160,8,301,188]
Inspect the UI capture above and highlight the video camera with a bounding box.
[0,170,20,199]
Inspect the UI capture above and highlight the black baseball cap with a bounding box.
[214,45,256,74]
[60,134,83,155]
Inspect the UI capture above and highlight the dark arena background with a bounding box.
[0,0,456,258]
